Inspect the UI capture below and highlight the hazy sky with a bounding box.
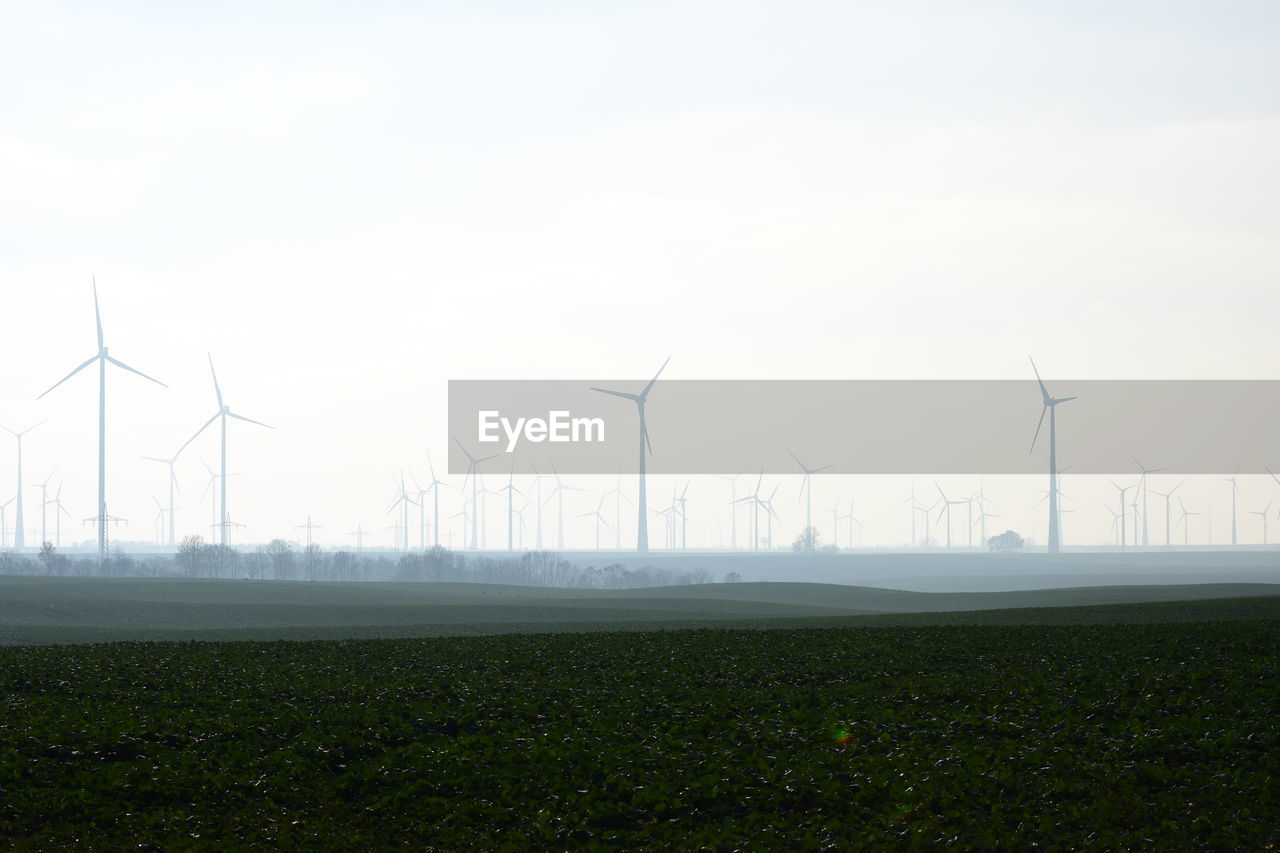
[2,2,1278,550]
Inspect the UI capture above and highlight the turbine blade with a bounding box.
[1029,404,1047,452]
[589,387,639,402]
[93,278,104,351]
[37,353,99,399]
[227,411,273,429]
[208,353,223,408]
[176,412,220,457]
[787,449,806,471]
[812,464,834,474]
[639,355,671,400]
[1029,356,1050,404]
[106,355,167,388]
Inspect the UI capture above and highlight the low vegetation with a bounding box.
[2,602,1277,848]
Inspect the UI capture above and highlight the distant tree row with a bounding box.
[0,540,716,588]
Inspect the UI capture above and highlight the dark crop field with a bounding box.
[3,599,1279,849]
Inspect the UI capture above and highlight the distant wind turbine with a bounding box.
[141,452,182,548]
[44,480,72,548]
[789,450,833,551]
[38,282,167,562]
[2,422,44,550]
[452,437,498,550]
[177,355,271,547]
[1176,498,1201,547]
[1148,479,1187,547]
[1104,477,1134,548]
[1028,357,1075,555]
[579,495,611,550]
[589,356,670,554]
[1131,455,1165,547]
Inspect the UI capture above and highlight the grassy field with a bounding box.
[3,575,1279,644]
[1,597,1278,849]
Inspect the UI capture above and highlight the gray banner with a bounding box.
[447,380,1279,476]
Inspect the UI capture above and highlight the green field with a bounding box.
[3,575,1280,645]
[2,595,1279,848]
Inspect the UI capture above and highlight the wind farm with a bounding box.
[4,4,1280,849]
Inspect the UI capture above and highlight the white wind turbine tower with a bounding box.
[452,437,498,550]
[579,495,611,550]
[499,462,526,551]
[34,472,55,547]
[1223,473,1241,546]
[422,453,447,548]
[676,481,690,549]
[1249,501,1272,545]
[789,450,833,551]
[177,355,271,547]
[141,451,182,547]
[1104,478,1134,548]
[1177,498,1201,547]
[732,472,764,551]
[44,480,71,548]
[899,479,920,549]
[602,470,632,549]
[1028,357,1076,555]
[934,482,966,549]
[589,356,670,554]
[2,422,44,550]
[759,483,781,549]
[545,462,585,550]
[715,467,747,550]
[38,282,167,563]
[1131,455,1165,547]
[1148,479,1186,547]
[387,473,417,551]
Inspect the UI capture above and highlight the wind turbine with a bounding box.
[387,473,417,551]
[38,282,167,562]
[589,356,670,554]
[1131,455,1165,547]
[759,483,781,549]
[899,479,919,548]
[1177,498,1201,547]
[1028,357,1076,554]
[1,422,44,550]
[676,480,690,549]
[732,472,765,551]
[499,462,525,551]
[1223,473,1241,546]
[141,452,182,547]
[602,470,632,549]
[1148,479,1187,547]
[715,467,747,550]
[579,495,611,550]
[33,472,55,547]
[545,462,585,550]
[44,480,72,548]
[934,482,966,549]
[422,453,447,548]
[1104,477,1134,548]
[789,450,833,552]
[1249,501,1272,545]
[452,437,498,550]
[176,355,271,547]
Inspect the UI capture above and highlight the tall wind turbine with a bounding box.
[177,355,271,546]
[141,452,182,547]
[1149,479,1186,547]
[934,481,966,549]
[2,422,44,550]
[1028,357,1075,555]
[1223,473,1241,546]
[789,450,833,551]
[602,470,632,549]
[1177,498,1201,547]
[422,453,447,548]
[579,495,611,550]
[715,467,747,550]
[452,437,497,550]
[1105,477,1134,548]
[589,356,670,554]
[545,461,585,550]
[1250,501,1273,545]
[39,283,168,562]
[1131,456,1165,547]
[45,480,71,548]
[33,472,55,547]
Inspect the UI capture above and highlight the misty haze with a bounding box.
[2,2,1278,849]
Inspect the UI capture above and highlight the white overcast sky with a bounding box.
[1,2,1278,550]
